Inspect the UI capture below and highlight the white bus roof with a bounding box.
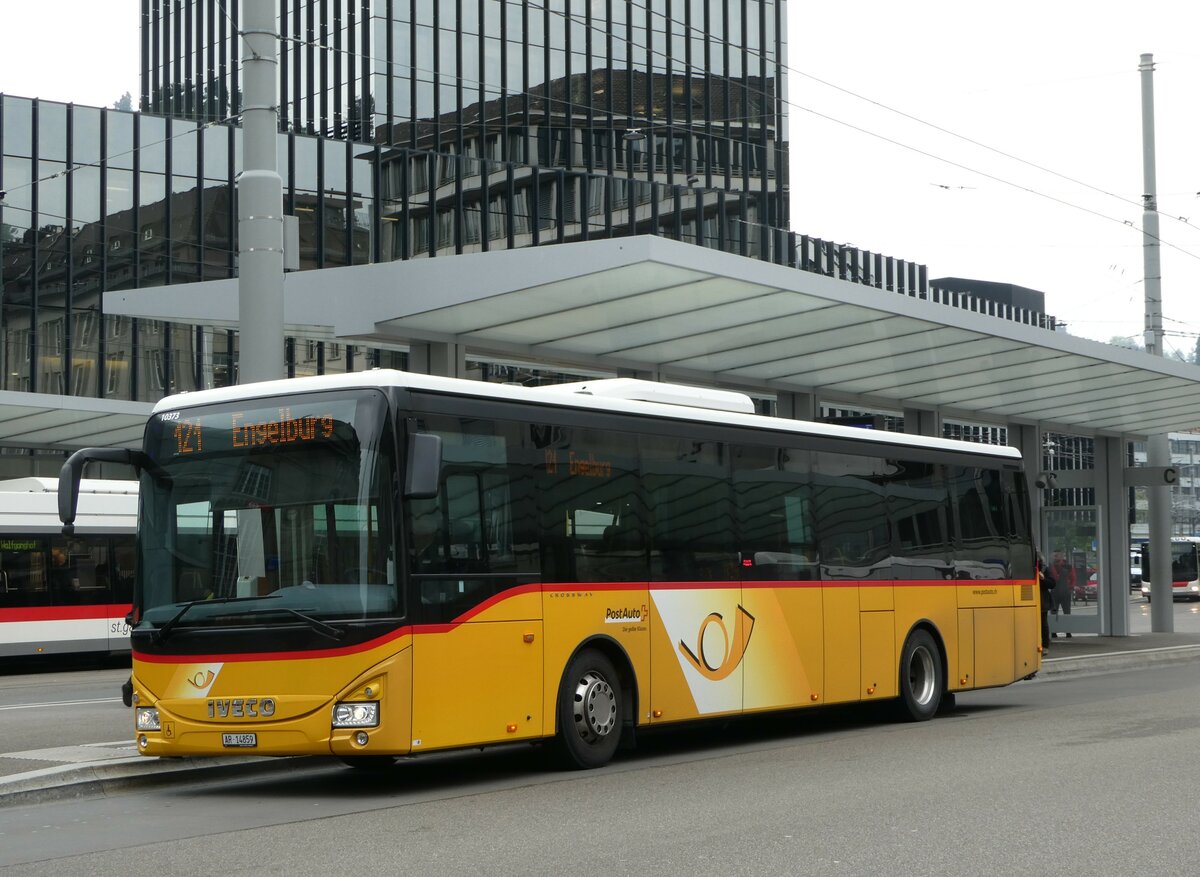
[150,371,1023,461]
[0,479,137,535]
[0,477,139,496]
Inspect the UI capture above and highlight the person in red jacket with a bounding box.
[1048,549,1075,637]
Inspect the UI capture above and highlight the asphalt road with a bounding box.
[0,666,130,754]
[1130,593,1200,633]
[2,661,1199,876]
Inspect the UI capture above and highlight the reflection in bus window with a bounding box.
[948,465,1008,581]
[812,452,892,581]
[643,436,735,582]
[887,461,949,581]
[735,442,816,581]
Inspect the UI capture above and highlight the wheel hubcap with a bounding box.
[908,645,936,706]
[572,670,617,745]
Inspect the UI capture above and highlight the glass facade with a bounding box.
[142,1,787,204]
[143,0,789,255]
[0,92,792,405]
[0,95,417,401]
[1,3,1051,431]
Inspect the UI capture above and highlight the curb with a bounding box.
[0,752,316,808]
[1038,643,1200,678]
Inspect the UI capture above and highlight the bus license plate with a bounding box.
[222,733,257,748]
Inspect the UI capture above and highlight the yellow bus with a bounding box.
[59,372,1041,769]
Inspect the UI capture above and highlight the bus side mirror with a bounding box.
[58,447,156,535]
[404,432,442,499]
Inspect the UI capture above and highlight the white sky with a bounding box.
[791,1,1200,352]
[3,1,1200,351]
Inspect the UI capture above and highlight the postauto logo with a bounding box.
[604,604,648,624]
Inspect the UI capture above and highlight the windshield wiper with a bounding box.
[270,607,345,642]
[152,594,279,644]
[152,597,345,644]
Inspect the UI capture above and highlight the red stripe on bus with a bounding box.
[0,604,130,623]
[571,578,1033,590]
[129,576,1037,664]
[450,581,542,622]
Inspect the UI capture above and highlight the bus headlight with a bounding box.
[135,707,161,731]
[332,702,379,728]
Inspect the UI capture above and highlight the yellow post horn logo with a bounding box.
[678,605,756,681]
[186,670,216,689]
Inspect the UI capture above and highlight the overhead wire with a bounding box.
[263,1,1200,264]
[10,1,1200,280]
[787,66,1152,216]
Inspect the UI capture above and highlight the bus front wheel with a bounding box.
[554,649,622,769]
[897,629,943,722]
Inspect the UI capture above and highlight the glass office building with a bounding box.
[2,0,789,408]
[141,0,788,200]
[1,3,1051,437]
[141,0,789,264]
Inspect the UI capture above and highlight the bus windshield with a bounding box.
[136,390,396,630]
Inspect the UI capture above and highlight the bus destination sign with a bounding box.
[158,400,354,459]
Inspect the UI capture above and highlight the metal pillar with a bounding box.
[776,391,817,422]
[903,407,941,438]
[1098,436,1131,635]
[237,0,286,383]
[408,342,467,378]
[1140,53,1173,631]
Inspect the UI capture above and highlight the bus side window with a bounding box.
[734,442,816,581]
[536,422,643,584]
[811,452,892,581]
[948,466,1008,581]
[644,437,736,582]
[886,460,950,581]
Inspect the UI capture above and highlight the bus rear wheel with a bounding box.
[554,649,622,769]
[897,629,943,722]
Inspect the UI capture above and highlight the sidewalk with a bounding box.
[4,632,1200,806]
[1037,630,1200,676]
[0,743,314,807]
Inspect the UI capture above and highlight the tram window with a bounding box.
[0,536,125,607]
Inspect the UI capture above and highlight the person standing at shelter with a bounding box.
[1037,551,1053,651]
[1048,549,1074,637]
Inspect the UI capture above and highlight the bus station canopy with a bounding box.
[104,235,1200,439]
[0,391,152,450]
